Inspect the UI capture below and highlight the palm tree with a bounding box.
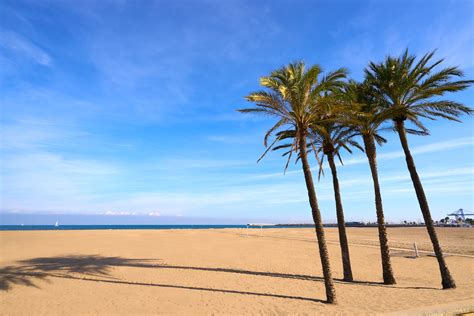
[238,62,347,303]
[365,49,473,289]
[309,120,362,282]
[342,80,396,284]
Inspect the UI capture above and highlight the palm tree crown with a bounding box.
[341,80,390,142]
[239,62,347,163]
[365,49,473,132]
[307,121,360,177]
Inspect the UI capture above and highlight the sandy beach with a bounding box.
[1,227,473,315]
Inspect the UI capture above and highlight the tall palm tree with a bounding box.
[238,62,347,303]
[365,50,473,289]
[309,121,362,282]
[342,80,397,284]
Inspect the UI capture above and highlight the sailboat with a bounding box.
[54,221,59,228]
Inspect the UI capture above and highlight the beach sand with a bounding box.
[1,227,473,315]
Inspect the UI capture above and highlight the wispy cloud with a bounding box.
[332,0,474,76]
[207,134,257,144]
[0,119,86,150]
[344,137,474,166]
[334,166,474,189]
[251,137,474,180]
[0,31,52,66]
[141,158,252,171]
[103,210,161,217]
[0,119,119,213]
[419,8,474,68]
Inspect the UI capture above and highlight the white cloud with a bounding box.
[105,211,138,216]
[0,119,87,150]
[141,158,252,170]
[0,119,119,212]
[207,134,256,144]
[346,137,474,166]
[103,211,161,217]
[0,31,52,66]
[1,114,471,221]
[326,166,473,190]
[251,137,474,179]
[420,11,474,68]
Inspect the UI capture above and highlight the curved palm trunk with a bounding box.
[326,152,353,282]
[395,120,456,289]
[362,135,396,285]
[299,133,337,303]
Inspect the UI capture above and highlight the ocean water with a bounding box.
[0,224,298,231]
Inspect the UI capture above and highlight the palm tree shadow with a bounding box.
[47,273,326,303]
[0,254,437,296]
[0,266,49,291]
[0,255,327,303]
[0,256,151,291]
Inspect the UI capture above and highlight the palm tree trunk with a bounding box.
[299,133,337,303]
[363,135,396,285]
[326,151,353,282]
[394,120,456,289]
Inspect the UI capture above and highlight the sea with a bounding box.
[0,224,300,231]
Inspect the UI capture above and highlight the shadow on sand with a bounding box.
[0,255,437,302]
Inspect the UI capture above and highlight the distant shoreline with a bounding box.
[276,223,472,228]
[1,223,470,231]
[275,223,430,228]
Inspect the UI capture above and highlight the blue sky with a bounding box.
[1,0,473,225]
